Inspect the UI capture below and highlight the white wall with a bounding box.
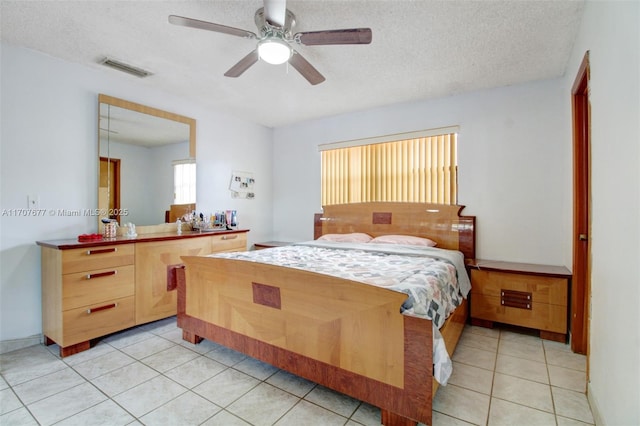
[272,78,572,266]
[149,142,190,225]
[103,140,157,226]
[564,1,640,424]
[0,44,274,343]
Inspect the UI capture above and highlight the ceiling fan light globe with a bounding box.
[258,39,291,65]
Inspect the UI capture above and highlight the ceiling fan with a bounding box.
[168,0,372,85]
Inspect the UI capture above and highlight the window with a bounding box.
[173,159,196,204]
[320,127,458,206]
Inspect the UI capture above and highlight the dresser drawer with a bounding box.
[470,269,567,306]
[62,265,135,310]
[62,244,134,274]
[62,296,135,346]
[471,293,567,333]
[210,233,247,253]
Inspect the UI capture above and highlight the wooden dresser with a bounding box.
[38,230,248,356]
[466,260,572,342]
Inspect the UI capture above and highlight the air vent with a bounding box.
[99,57,153,78]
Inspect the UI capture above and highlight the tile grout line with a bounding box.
[1,372,44,426]
[541,336,561,426]
[485,328,501,425]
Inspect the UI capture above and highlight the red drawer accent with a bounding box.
[252,282,281,309]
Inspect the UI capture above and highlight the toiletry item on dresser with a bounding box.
[176,219,182,235]
[225,210,232,229]
[224,210,238,229]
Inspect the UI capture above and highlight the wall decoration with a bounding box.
[229,171,255,199]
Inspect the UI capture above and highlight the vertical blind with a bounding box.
[320,129,458,206]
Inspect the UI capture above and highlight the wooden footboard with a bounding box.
[177,255,436,425]
[177,202,475,426]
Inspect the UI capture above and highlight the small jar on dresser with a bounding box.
[466,259,572,342]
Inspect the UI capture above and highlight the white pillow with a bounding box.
[317,233,373,243]
[369,235,437,247]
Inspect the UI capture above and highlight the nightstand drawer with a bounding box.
[62,296,135,346]
[470,269,567,306]
[62,265,135,310]
[62,244,134,274]
[471,293,567,333]
[467,260,571,341]
[210,233,247,252]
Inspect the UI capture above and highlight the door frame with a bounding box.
[99,156,121,224]
[571,51,590,356]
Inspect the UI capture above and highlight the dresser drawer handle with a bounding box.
[222,235,238,240]
[86,270,117,280]
[501,289,533,310]
[86,303,117,314]
[86,248,117,255]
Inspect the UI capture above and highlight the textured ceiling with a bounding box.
[0,0,585,128]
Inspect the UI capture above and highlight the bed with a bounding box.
[176,202,475,426]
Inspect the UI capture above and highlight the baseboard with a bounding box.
[0,334,41,354]
[587,381,603,426]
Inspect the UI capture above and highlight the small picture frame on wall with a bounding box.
[230,171,255,199]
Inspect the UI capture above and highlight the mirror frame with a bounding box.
[98,94,196,229]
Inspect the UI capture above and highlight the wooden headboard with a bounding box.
[314,202,476,259]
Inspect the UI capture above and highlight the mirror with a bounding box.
[98,94,196,228]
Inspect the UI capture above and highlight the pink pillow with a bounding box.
[369,235,437,247]
[317,233,373,243]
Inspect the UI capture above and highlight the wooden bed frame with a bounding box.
[177,202,475,426]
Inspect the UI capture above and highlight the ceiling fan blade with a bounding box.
[168,15,257,39]
[263,0,287,27]
[224,49,260,78]
[288,50,325,85]
[296,28,372,46]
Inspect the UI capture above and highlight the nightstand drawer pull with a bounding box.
[86,248,117,255]
[222,235,238,240]
[86,270,117,280]
[501,289,532,310]
[86,303,118,314]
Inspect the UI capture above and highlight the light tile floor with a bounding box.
[0,318,594,425]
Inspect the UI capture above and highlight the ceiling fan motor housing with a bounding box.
[255,7,296,37]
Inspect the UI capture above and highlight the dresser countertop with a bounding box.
[37,229,249,250]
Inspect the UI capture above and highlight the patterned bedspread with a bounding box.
[211,240,471,384]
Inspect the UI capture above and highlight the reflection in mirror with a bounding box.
[98,94,196,228]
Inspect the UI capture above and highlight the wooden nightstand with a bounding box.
[466,259,572,342]
[253,241,293,250]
